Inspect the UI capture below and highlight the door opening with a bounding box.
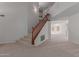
[51,20,68,42]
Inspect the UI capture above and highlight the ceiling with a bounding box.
[39,2,55,11]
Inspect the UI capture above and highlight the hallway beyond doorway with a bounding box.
[51,20,68,42]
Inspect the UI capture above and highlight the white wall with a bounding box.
[48,2,78,19]
[69,13,79,44]
[27,2,39,33]
[48,2,79,44]
[0,2,38,44]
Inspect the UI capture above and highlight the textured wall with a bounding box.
[0,2,38,44]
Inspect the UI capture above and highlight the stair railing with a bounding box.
[32,13,50,45]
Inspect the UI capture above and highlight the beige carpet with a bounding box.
[0,40,79,57]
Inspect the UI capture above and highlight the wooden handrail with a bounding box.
[32,14,50,45]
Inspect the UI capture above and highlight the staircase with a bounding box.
[16,33,33,47]
[32,13,50,45]
[16,13,50,47]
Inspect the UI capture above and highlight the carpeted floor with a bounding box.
[0,40,79,57]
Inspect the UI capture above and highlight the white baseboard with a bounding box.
[70,40,79,44]
[0,40,16,44]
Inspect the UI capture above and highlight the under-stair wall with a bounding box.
[32,14,50,46]
[34,21,49,46]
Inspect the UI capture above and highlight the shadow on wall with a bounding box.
[53,3,79,19]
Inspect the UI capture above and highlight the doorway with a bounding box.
[51,20,68,42]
